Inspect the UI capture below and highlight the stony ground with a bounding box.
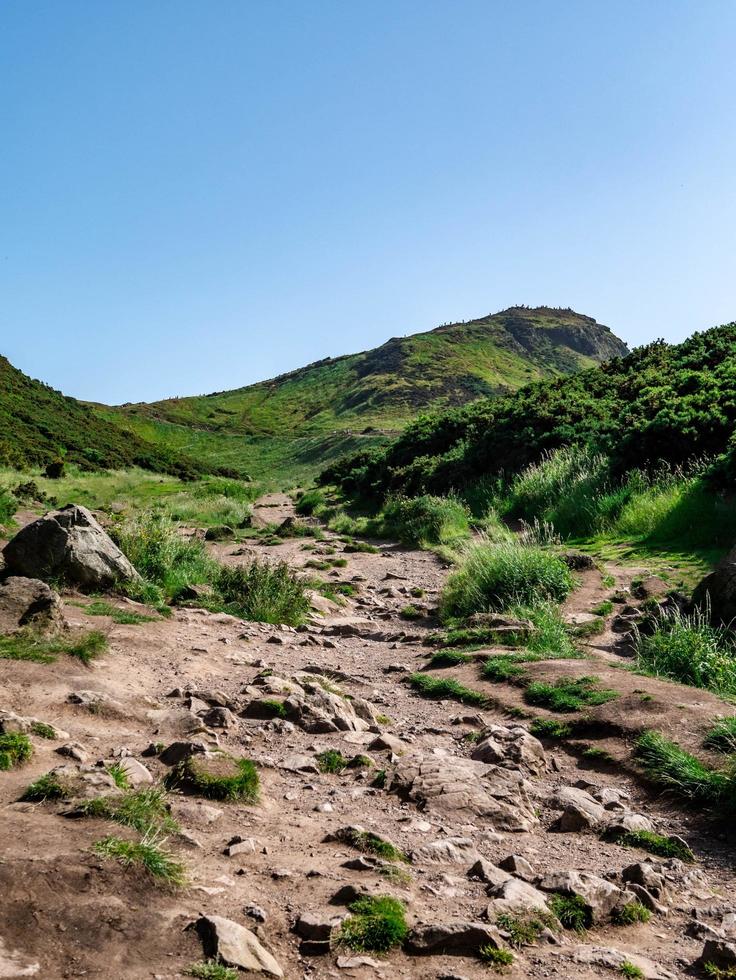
[1,493,735,979]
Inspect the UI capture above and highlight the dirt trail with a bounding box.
[1,493,734,979]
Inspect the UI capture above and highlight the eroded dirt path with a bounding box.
[1,493,734,979]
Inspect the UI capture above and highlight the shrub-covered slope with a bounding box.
[0,355,203,477]
[323,322,736,500]
[118,307,627,438]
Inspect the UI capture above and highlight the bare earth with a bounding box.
[1,492,733,979]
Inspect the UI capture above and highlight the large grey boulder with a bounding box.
[192,915,284,976]
[0,576,65,634]
[538,870,634,924]
[405,920,506,955]
[3,505,138,589]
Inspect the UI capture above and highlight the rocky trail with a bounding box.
[2,493,736,979]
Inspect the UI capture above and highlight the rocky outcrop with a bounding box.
[0,576,65,635]
[470,724,546,776]
[243,671,378,734]
[3,505,138,589]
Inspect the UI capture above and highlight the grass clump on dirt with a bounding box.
[213,560,310,626]
[82,600,157,625]
[106,761,131,790]
[634,730,736,811]
[619,963,645,979]
[259,698,288,719]
[478,945,514,968]
[340,828,408,863]
[336,895,408,953]
[425,649,471,669]
[593,600,614,616]
[92,833,186,888]
[634,607,736,697]
[295,488,326,516]
[703,964,736,980]
[524,676,618,713]
[704,717,736,754]
[20,771,71,801]
[0,733,32,770]
[186,963,238,980]
[166,754,259,803]
[378,494,470,548]
[482,655,528,683]
[79,787,179,836]
[612,901,651,926]
[409,673,489,708]
[440,539,574,620]
[30,721,56,739]
[316,749,348,774]
[529,718,573,739]
[548,893,590,932]
[0,628,107,665]
[495,911,557,948]
[611,828,694,862]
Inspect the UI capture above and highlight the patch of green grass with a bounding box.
[409,673,489,708]
[82,600,157,625]
[79,787,179,835]
[529,718,573,739]
[705,717,736,754]
[482,655,528,683]
[316,749,348,774]
[548,893,590,932]
[425,649,471,669]
[295,488,326,516]
[495,911,556,948]
[0,733,32,770]
[166,755,259,803]
[440,539,574,620]
[212,560,310,626]
[347,754,373,769]
[524,676,618,713]
[20,771,71,801]
[305,558,329,570]
[340,828,408,863]
[30,721,56,739]
[570,617,605,638]
[106,762,131,790]
[92,833,186,888]
[336,895,408,953]
[260,698,288,719]
[634,730,735,811]
[619,962,644,979]
[635,607,736,696]
[478,945,514,968]
[582,746,614,763]
[372,769,387,788]
[704,963,736,980]
[611,829,694,862]
[0,628,107,665]
[185,963,239,980]
[612,901,651,926]
[593,600,614,616]
[378,494,470,548]
[343,539,380,554]
[400,604,423,620]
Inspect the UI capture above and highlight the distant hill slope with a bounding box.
[0,355,202,477]
[119,307,628,438]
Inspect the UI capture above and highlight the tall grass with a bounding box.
[378,494,470,547]
[0,486,17,526]
[635,607,736,696]
[214,561,310,626]
[440,537,574,621]
[635,730,736,813]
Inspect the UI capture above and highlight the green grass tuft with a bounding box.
[611,828,694,862]
[185,963,239,980]
[82,600,157,625]
[78,787,179,836]
[612,901,651,926]
[529,718,573,739]
[548,893,590,932]
[705,717,736,754]
[634,730,735,811]
[30,721,57,739]
[259,698,288,719]
[478,945,514,968]
[0,733,32,770]
[20,772,69,801]
[340,828,408,863]
[213,560,310,626]
[316,749,348,774]
[92,833,186,888]
[495,911,556,948]
[106,761,131,790]
[482,655,528,683]
[425,649,472,669]
[165,754,259,803]
[336,895,408,953]
[409,672,489,708]
[524,675,618,713]
[0,628,107,665]
[619,962,644,979]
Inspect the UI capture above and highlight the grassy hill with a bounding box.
[0,355,203,478]
[118,307,627,438]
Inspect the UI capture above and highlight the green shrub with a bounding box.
[295,489,326,516]
[440,540,574,620]
[409,673,489,708]
[548,893,590,931]
[336,895,408,952]
[611,829,694,862]
[612,901,650,925]
[524,676,618,712]
[634,730,735,811]
[213,560,310,626]
[0,733,32,770]
[478,945,514,967]
[635,607,736,696]
[619,962,644,979]
[379,494,470,547]
[0,487,17,526]
[705,717,736,753]
[92,833,185,888]
[316,749,348,774]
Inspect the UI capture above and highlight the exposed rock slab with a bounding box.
[192,914,283,976]
[0,577,65,635]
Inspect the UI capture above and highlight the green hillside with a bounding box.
[0,355,202,478]
[118,307,628,438]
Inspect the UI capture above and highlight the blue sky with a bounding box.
[2,1,735,403]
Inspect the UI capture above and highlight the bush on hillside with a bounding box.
[378,494,470,547]
[214,560,310,626]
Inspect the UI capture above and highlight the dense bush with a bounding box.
[378,494,470,546]
[0,487,17,526]
[439,539,574,620]
[214,560,310,626]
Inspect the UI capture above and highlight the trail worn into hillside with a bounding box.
[1,494,735,979]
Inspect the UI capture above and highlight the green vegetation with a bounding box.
[81,600,157,625]
[400,604,422,620]
[634,608,736,697]
[20,772,70,801]
[213,560,310,626]
[30,721,56,739]
[478,945,514,968]
[0,733,32,770]
[529,718,573,739]
[378,494,470,547]
[409,673,489,708]
[0,486,16,526]
[619,962,644,979]
[634,731,736,812]
[482,655,528,683]
[92,833,186,888]
[611,829,694,862]
[336,895,408,953]
[440,540,574,620]
[106,762,131,790]
[79,787,179,836]
[185,963,238,980]
[316,749,348,774]
[704,963,736,980]
[295,488,326,515]
[340,828,408,863]
[495,911,556,948]
[705,717,736,754]
[166,755,259,803]
[525,676,618,712]
[0,628,107,665]
[548,893,590,932]
[612,901,651,926]
[259,698,288,719]
[593,600,614,616]
[582,746,614,763]
[425,649,471,669]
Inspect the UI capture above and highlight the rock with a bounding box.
[552,786,606,831]
[159,740,207,766]
[561,551,597,571]
[470,725,546,777]
[405,921,505,955]
[411,838,481,865]
[192,915,283,976]
[226,838,257,858]
[170,800,223,827]
[204,525,235,541]
[56,742,89,763]
[0,711,67,740]
[117,757,153,787]
[245,905,267,923]
[0,576,65,635]
[698,938,736,971]
[67,690,122,715]
[538,870,631,924]
[295,912,343,943]
[245,672,378,734]
[467,859,511,890]
[621,863,668,899]
[200,706,238,729]
[487,877,551,911]
[392,751,538,832]
[607,812,654,834]
[570,944,675,979]
[633,576,669,600]
[281,753,320,774]
[47,764,123,801]
[3,504,138,588]
[368,733,409,754]
[306,590,341,616]
[498,854,535,881]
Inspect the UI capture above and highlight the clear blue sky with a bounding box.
[2,1,735,404]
